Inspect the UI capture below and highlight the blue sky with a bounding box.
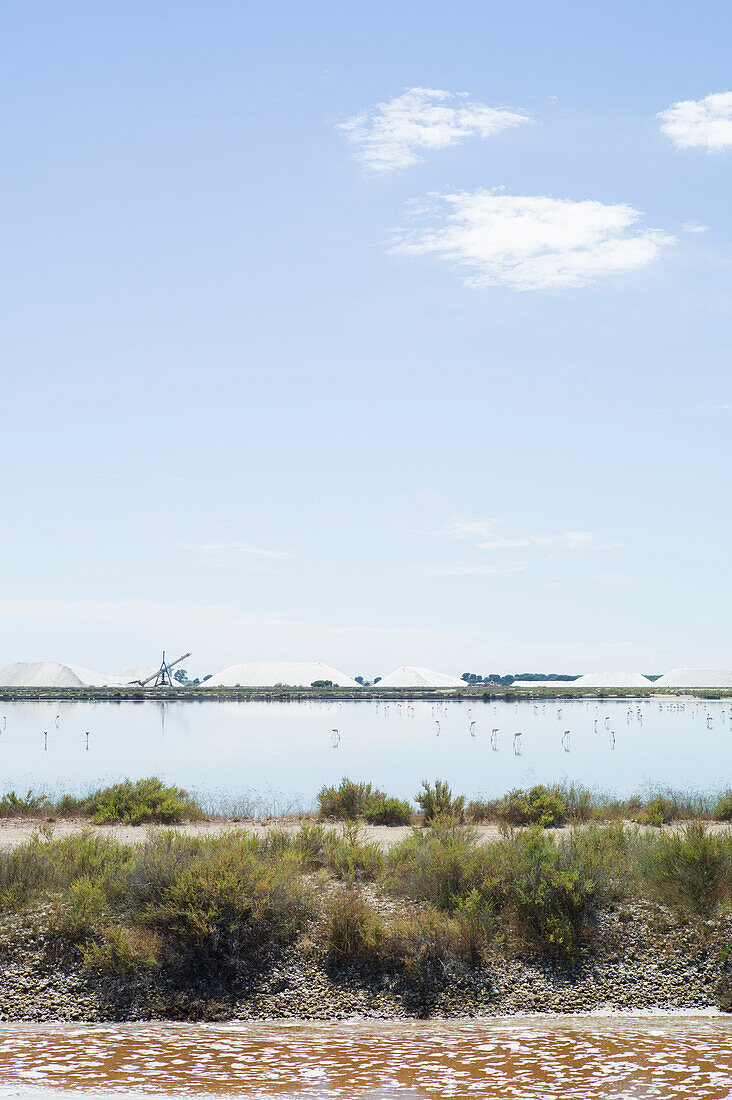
[2,1,731,678]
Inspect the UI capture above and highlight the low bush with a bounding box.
[415,781,465,824]
[490,827,600,958]
[387,818,484,911]
[84,778,203,825]
[465,799,499,823]
[324,889,383,965]
[640,822,730,916]
[126,832,314,975]
[317,779,379,820]
[714,791,732,821]
[54,794,87,817]
[0,790,52,817]
[495,786,567,828]
[49,878,109,950]
[82,927,158,974]
[363,795,413,826]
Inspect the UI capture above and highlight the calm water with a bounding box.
[0,1017,731,1097]
[0,697,730,808]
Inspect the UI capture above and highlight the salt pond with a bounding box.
[0,697,729,808]
[0,1016,731,1097]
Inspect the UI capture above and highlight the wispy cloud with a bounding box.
[338,87,529,173]
[423,562,527,577]
[682,221,709,234]
[181,541,296,562]
[659,92,732,150]
[392,191,674,290]
[443,521,622,552]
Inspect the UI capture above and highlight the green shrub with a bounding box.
[633,795,678,827]
[50,878,109,948]
[465,799,499,823]
[714,791,732,821]
[324,823,383,882]
[84,777,203,825]
[324,889,383,965]
[415,780,465,824]
[363,795,413,826]
[490,826,599,958]
[640,822,729,916]
[82,926,160,974]
[54,794,87,817]
[452,887,494,962]
[496,785,567,828]
[381,906,467,984]
[317,778,379,820]
[0,790,52,817]
[125,831,313,975]
[387,819,484,911]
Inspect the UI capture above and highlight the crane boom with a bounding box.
[132,652,192,687]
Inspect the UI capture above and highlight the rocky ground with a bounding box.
[0,901,729,1022]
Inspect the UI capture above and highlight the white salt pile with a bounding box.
[205,661,359,688]
[111,666,158,685]
[571,672,653,688]
[655,668,732,688]
[376,666,464,688]
[0,661,110,688]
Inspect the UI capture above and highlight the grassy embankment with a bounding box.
[3,776,732,993]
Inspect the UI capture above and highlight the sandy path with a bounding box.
[0,816,729,851]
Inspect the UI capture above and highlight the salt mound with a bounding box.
[112,666,158,685]
[572,672,653,688]
[0,661,110,688]
[376,666,464,688]
[655,668,732,688]
[205,661,359,688]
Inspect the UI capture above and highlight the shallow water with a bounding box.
[0,697,729,806]
[0,1017,731,1098]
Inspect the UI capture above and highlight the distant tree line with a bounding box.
[461,672,580,686]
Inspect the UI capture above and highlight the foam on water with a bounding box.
[0,1017,730,1098]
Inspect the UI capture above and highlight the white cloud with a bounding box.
[423,562,527,576]
[444,521,621,551]
[181,541,295,562]
[392,190,674,290]
[338,87,528,173]
[682,221,708,234]
[659,92,732,150]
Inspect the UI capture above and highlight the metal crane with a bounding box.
[131,652,191,688]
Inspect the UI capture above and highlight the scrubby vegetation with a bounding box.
[2,776,732,998]
[415,780,465,824]
[82,778,203,825]
[1,805,732,996]
[317,778,412,826]
[0,779,203,825]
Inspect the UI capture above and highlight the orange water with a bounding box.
[0,1017,730,1098]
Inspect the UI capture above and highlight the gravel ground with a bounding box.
[0,901,728,1022]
